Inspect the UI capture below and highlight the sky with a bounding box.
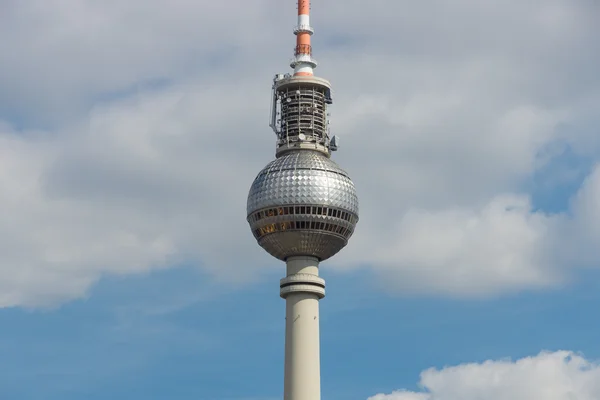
[1,0,600,398]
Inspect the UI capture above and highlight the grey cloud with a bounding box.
[0,0,599,306]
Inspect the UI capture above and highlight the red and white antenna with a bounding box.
[291,0,317,76]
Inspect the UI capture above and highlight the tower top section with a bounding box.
[268,0,339,158]
[291,0,317,76]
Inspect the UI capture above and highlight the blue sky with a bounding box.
[1,1,600,399]
[3,267,600,399]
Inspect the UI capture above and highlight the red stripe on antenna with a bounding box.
[298,0,310,15]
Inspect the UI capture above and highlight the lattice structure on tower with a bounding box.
[270,75,335,156]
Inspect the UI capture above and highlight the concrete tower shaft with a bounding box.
[280,256,324,400]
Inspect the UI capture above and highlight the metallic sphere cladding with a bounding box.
[247,150,359,261]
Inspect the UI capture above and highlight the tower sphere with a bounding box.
[247,150,359,261]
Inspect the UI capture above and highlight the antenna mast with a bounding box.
[292,0,317,76]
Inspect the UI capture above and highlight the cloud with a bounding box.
[347,195,563,297]
[0,83,276,307]
[0,0,599,306]
[335,164,600,297]
[368,351,600,400]
[0,0,284,125]
[560,165,600,267]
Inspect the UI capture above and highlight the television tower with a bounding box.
[246,1,359,399]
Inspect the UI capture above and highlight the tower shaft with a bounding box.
[280,256,325,400]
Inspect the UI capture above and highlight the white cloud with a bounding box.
[334,165,600,297]
[0,0,599,306]
[369,351,600,400]
[345,195,562,297]
[0,83,277,307]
